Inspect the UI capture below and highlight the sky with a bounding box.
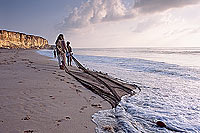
[1,0,200,48]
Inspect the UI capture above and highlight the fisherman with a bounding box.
[66,41,73,66]
[55,34,67,69]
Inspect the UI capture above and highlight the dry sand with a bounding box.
[0,49,111,133]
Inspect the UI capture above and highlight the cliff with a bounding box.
[0,30,49,49]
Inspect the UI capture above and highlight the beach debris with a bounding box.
[91,103,102,108]
[21,115,31,121]
[102,125,115,133]
[156,121,166,128]
[24,130,34,133]
[156,121,185,132]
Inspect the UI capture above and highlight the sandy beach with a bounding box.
[0,49,111,133]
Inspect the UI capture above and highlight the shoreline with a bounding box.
[0,49,111,133]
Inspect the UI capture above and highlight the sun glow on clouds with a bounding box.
[60,0,200,48]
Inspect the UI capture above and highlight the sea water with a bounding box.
[38,47,200,132]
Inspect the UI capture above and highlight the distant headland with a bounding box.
[0,30,49,49]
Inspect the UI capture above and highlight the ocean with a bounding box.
[38,47,200,132]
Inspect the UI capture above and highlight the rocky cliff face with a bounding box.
[0,30,49,49]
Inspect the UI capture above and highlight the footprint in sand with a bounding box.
[29,61,34,64]
[91,103,102,109]
[73,84,77,87]
[57,74,65,78]
[60,79,64,81]
[80,106,87,111]
[49,95,55,99]
[31,66,37,69]
[21,115,31,121]
[55,116,71,126]
[56,117,71,122]
[90,96,96,100]
[56,119,63,122]
[65,116,70,120]
[21,59,29,61]
[18,81,23,84]
[83,96,91,103]
[11,60,17,63]
[80,106,87,113]
[76,89,82,94]
[24,130,34,133]
[100,100,106,103]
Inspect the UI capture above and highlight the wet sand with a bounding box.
[0,49,111,133]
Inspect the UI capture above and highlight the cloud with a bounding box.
[60,0,134,31]
[60,0,200,31]
[188,26,200,34]
[134,0,200,13]
[131,15,161,33]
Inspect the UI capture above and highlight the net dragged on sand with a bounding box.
[63,55,141,108]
